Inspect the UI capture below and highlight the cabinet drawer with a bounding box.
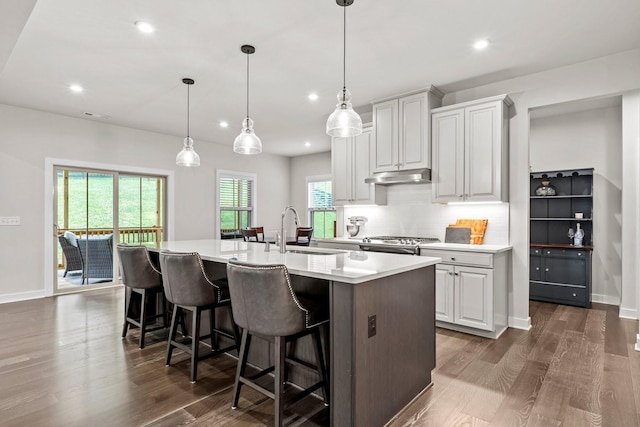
[540,248,589,259]
[530,282,588,307]
[421,249,492,268]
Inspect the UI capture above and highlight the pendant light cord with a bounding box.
[186,83,190,138]
[342,4,347,100]
[246,52,250,120]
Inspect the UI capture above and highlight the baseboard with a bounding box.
[0,289,46,304]
[619,307,638,320]
[592,293,620,306]
[509,316,531,331]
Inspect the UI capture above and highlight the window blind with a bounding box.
[220,176,253,211]
[308,180,333,209]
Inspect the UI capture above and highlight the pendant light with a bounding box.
[233,45,262,155]
[326,0,362,138]
[176,78,200,167]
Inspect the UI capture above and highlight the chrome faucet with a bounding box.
[280,206,300,253]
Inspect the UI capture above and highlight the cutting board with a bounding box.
[451,219,488,244]
[445,227,471,244]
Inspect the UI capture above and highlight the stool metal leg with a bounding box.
[166,307,180,366]
[312,328,329,405]
[232,329,251,409]
[122,289,132,338]
[191,307,201,383]
[138,289,148,349]
[274,336,286,427]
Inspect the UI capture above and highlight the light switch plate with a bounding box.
[0,216,20,226]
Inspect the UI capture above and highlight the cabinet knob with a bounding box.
[450,257,455,261]
[572,293,577,297]
[546,251,551,255]
[578,253,582,256]
[454,272,459,276]
[535,267,539,271]
[448,272,454,276]
[545,268,549,272]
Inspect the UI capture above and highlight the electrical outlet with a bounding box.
[0,216,20,226]
[368,315,376,338]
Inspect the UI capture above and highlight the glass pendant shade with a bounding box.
[326,88,362,137]
[176,136,200,167]
[233,117,262,155]
[327,0,361,138]
[176,77,200,167]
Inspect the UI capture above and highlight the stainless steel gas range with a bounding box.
[359,236,441,255]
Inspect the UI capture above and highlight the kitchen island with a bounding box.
[153,239,440,426]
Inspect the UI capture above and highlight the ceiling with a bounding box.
[1,0,639,157]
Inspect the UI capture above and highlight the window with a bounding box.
[308,177,336,239]
[218,171,255,239]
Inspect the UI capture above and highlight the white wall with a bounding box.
[0,104,290,301]
[290,151,331,228]
[342,185,509,244]
[530,105,623,305]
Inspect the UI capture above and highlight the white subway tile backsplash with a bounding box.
[342,184,509,244]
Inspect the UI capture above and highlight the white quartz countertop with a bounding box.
[155,239,440,284]
[419,242,512,253]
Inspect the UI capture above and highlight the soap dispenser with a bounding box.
[574,223,584,247]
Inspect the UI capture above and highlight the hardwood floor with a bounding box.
[0,289,639,426]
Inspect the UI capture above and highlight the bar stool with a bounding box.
[226,259,329,426]
[292,227,313,246]
[117,244,168,349]
[241,228,259,242]
[159,250,240,383]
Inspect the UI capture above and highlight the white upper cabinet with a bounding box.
[431,94,512,203]
[372,86,443,173]
[332,127,387,206]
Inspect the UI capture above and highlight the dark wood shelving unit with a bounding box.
[529,168,593,308]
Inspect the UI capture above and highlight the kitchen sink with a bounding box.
[287,249,344,256]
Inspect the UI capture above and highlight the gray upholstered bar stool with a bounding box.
[159,250,240,383]
[117,244,168,349]
[226,259,329,426]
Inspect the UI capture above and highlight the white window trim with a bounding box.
[306,174,335,238]
[216,169,258,235]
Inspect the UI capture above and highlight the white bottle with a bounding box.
[574,223,584,247]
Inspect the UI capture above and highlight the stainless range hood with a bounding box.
[364,168,431,185]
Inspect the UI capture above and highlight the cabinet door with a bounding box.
[464,100,503,201]
[454,266,493,331]
[399,92,429,170]
[530,253,542,281]
[434,264,455,323]
[352,129,374,203]
[331,136,352,205]
[542,256,586,285]
[372,99,399,172]
[431,108,464,202]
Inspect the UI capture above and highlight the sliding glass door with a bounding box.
[54,167,165,293]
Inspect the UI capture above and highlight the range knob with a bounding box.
[362,237,370,243]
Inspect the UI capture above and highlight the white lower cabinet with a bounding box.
[422,248,510,339]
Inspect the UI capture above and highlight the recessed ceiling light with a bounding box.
[69,84,84,93]
[304,141,311,147]
[308,93,319,101]
[135,21,155,34]
[473,39,490,50]
[219,121,229,128]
